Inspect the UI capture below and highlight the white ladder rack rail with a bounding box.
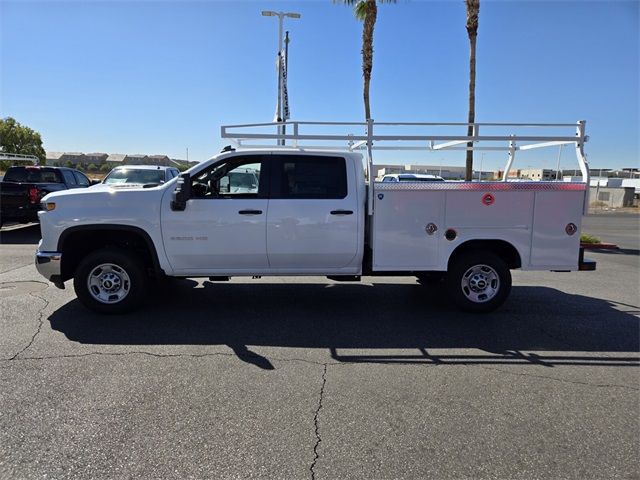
[0,153,39,165]
[221,120,590,214]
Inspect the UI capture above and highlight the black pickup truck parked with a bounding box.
[0,166,95,227]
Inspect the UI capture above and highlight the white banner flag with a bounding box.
[273,51,290,122]
[282,50,290,120]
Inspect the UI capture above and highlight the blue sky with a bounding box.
[1,0,638,172]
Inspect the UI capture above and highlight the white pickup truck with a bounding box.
[35,120,595,314]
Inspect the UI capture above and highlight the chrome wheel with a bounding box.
[460,264,500,304]
[87,263,131,304]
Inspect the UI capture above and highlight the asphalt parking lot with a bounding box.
[1,214,638,480]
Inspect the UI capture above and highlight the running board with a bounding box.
[327,276,361,282]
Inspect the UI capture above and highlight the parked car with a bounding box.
[101,165,181,187]
[0,165,95,227]
[381,173,445,182]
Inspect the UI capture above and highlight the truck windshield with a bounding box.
[104,169,165,186]
[3,167,62,183]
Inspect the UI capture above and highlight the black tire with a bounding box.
[74,248,148,314]
[445,250,511,313]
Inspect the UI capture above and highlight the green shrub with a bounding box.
[580,233,601,244]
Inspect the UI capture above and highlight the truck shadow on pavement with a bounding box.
[48,280,639,369]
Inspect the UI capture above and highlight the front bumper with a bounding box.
[35,250,65,288]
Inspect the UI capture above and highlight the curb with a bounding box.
[580,242,619,250]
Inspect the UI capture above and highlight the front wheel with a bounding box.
[446,251,511,313]
[74,248,148,314]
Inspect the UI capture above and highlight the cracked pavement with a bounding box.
[0,214,638,479]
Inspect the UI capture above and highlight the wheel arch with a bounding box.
[58,224,164,281]
[447,239,522,270]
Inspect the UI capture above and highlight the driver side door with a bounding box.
[161,154,269,274]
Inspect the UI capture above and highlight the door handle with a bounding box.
[238,209,263,215]
[330,210,354,215]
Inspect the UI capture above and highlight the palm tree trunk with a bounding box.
[362,0,377,120]
[465,33,476,181]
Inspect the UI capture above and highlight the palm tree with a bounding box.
[464,0,479,181]
[340,0,394,121]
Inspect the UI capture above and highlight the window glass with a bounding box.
[73,171,90,186]
[4,167,62,183]
[62,170,77,185]
[191,157,263,199]
[274,156,347,199]
[103,169,165,185]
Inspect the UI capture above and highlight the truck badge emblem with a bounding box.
[377,193,384,200]
[565,223,577,235]
[482,193,495,206]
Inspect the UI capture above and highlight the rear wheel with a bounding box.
[446,250,511,313]
[74,248,148,314]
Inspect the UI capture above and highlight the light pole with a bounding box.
[262,10,300,146]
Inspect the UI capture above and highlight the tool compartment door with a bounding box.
[530,190,584,269]
[372,188,445,270]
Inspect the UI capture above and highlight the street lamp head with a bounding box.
[261,11,276,16]
[285,12,301,18]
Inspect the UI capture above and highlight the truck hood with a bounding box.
[43,183,167,200]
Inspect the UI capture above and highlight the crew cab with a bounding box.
[34,120,596,314]
[0,165,94,227]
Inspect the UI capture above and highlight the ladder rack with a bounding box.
[221,120,590,214]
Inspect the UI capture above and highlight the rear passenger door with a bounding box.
[266,154,359,270]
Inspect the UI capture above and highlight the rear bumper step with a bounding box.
[578,247,597,271]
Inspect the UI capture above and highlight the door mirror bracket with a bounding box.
[171,173,192,211]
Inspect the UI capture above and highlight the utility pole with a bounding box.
[262,11,300,146]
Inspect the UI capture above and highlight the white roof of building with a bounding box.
[107,153,126,162]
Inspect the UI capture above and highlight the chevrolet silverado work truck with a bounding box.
[35,120,595,314]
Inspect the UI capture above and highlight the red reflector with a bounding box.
[28,187,39,204]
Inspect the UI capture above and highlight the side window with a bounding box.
[73,171,90,186]
[190,156,264,199]
[272,155,347,199]
[62,170,77,186]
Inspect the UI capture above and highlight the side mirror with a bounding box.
[171,173,192,211]
[90,179,101,185]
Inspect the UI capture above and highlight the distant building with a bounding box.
[146,155,171,166]
[45,151,64,165]
[495,168,558,181]
[106,153,126,165]
[59,152,85,166]
[124,154,147,165]
[83,153,108,165]
[45,151,198,168]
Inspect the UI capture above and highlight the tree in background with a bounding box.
[464,0,480,181]
[0,117,46,163]
[339,0,395,121]
[86,163,98,172]
[100,164,111,173]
